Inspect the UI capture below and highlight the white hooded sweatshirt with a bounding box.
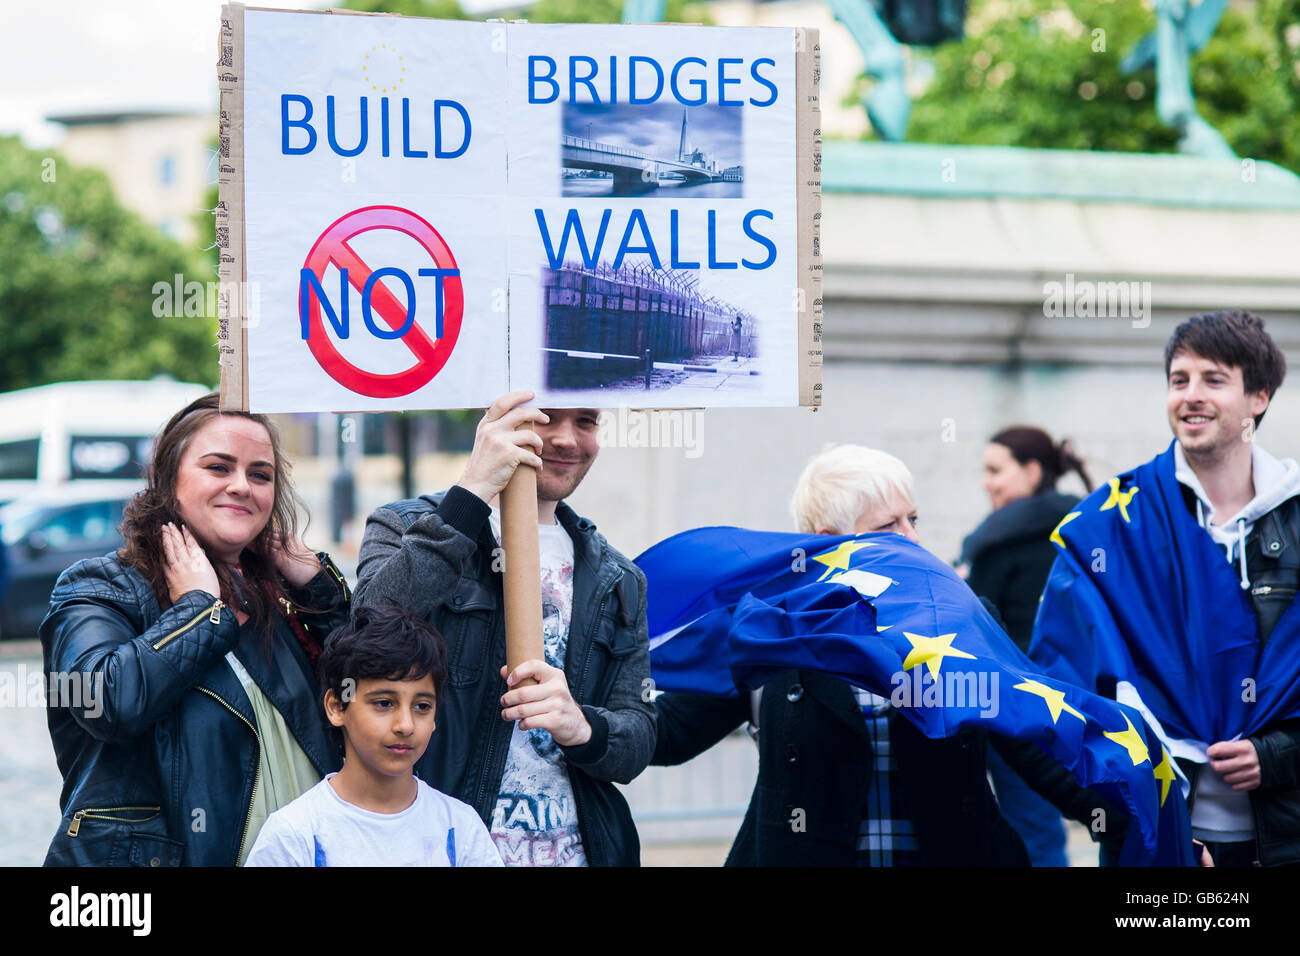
[1174,442,1300,590]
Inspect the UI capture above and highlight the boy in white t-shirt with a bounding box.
[246,605,502,867]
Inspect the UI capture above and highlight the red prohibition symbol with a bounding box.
[299,205,464,398]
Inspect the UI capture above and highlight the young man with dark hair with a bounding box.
[352,391,653,867]
[246,604,501,867]
[1033,309,1300,867]
[1163,310,1288,423]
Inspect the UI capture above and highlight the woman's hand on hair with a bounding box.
[162,523,221,603]
[270,530,321,588]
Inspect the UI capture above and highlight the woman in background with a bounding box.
[961,425,1092,866]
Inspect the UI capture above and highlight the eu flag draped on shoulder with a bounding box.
[638,525,1196,865]
[1032,442,1300,789]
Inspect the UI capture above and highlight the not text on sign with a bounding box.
[298,205,464,399]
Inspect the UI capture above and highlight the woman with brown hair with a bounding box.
[960,425,1092,867]
[40,393,350,866]
[961,427,1093,650]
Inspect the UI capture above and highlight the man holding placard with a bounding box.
[218,2,819,865]
[353,391,654,866]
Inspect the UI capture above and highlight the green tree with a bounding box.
[1192,0,1300,173]
[493,0,704,24]
[0,136,217,392]
[341,0,468,19]
[343,0,704,23]
[895,0,1300,175]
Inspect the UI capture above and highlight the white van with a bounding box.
[0,379,210,505]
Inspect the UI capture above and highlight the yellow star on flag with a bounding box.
[812,540,872,581]
[1103,715,1150,766]
[1013,679,1086,724]
[901,632,976,680]
[1099,477,1139,523]
[1049,511,1082,549]
[1153,746,1176,807]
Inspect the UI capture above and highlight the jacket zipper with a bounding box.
[473,610,503,816]
[576,590,613,700]
[571,767,592,864]
[276,557,349,617]
[1251,585,1296,597]
[569,585,615,865]
[67,805,160,837]
[195,685,262,862]
[322,556,351,599]
[152,600,225,650]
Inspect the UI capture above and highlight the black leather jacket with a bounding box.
[40,554,349,866]
[654,670,1031,865]
[962,491,1081,652]
[1178,489,1300,865]
[352,486,655,866]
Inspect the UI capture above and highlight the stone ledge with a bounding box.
[823,140,1300,210]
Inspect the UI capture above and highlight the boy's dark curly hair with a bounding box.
[319,604,448,710]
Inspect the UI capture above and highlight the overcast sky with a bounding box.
[0,0,505,147]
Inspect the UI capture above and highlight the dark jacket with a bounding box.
[653,669,1031,866]
[40,554,350,866]
[962,491,1080,652]
[1176,489,1300,866]
[352,486,655,866]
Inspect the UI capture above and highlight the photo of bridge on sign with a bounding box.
[561,103,744,199]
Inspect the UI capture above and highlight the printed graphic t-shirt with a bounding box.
[487,512,589,867]
[244,774,502,867]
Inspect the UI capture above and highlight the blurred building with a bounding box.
[45,108,214,245]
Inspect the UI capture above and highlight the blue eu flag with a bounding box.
[637,526,1196,865]
[1032,443,1300,849]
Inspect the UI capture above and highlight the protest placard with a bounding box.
[217,4,820,413]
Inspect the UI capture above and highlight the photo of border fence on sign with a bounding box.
[541,261,759,394]
[216,4,820,413]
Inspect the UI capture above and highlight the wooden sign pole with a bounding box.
[500,423,544,685]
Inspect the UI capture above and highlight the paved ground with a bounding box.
[3,642,1099,867]
[640,823,1099,867]
[0,648,63,866]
